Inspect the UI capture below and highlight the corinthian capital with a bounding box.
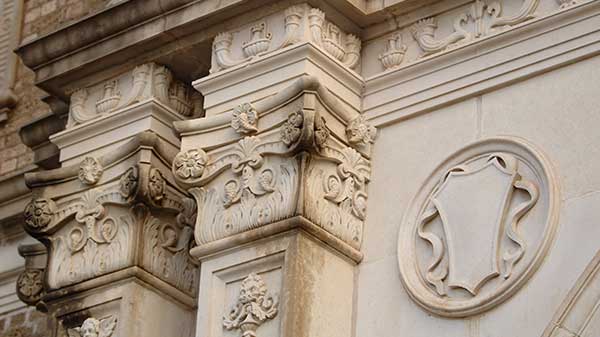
[174,76,375,261]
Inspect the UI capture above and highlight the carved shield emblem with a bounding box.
[426,155,534,296]
[398,137,559,317]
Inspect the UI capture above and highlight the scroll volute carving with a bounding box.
[173,78,375,252]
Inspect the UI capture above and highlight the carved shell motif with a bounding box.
[231,103,259,134]
[78,157,103,185]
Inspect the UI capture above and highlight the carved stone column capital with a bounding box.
[174,76,376,260]
[23,130,198,337]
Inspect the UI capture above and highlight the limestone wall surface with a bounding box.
[2,0,600,336]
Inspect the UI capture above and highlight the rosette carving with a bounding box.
[280,110,303,146]
[16,269,44,305]
[24,198,56,231]
[173,148,209,180]
[119,166,139,199]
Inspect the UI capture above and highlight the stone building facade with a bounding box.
[0,0,599,336]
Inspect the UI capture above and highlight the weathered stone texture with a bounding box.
[0,308,47,337]
[0,0,108,180]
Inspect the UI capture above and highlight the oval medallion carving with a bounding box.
[397,137,559,317]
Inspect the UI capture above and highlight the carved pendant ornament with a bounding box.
[223,273,278,337]
[397,137,559,317]
[67,316,117,337]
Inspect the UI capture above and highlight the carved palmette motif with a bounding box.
[223,273,278,337]
[176,96,374,248]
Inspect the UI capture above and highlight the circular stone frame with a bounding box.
[397,136,560,317]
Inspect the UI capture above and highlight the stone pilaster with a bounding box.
[175,65,376,337]
[19,63,201,337]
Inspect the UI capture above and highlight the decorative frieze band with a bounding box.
[363,0,590,76]
[210,5,361,74]
[67,63,201,128]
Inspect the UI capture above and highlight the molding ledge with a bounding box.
[363,0,600,127]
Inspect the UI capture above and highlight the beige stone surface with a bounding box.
[3,0,600,337]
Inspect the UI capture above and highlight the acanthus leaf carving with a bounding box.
[223,273,278,337]
[138,202,199,295]
[346,115,377,147]
[67,316,118,337]
[323,147,370,222]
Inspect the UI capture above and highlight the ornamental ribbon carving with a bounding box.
[223,273,278,337]
[398,137,559,317]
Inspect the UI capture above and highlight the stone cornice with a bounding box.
[25,130,176,188]
[175,75,359,137]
